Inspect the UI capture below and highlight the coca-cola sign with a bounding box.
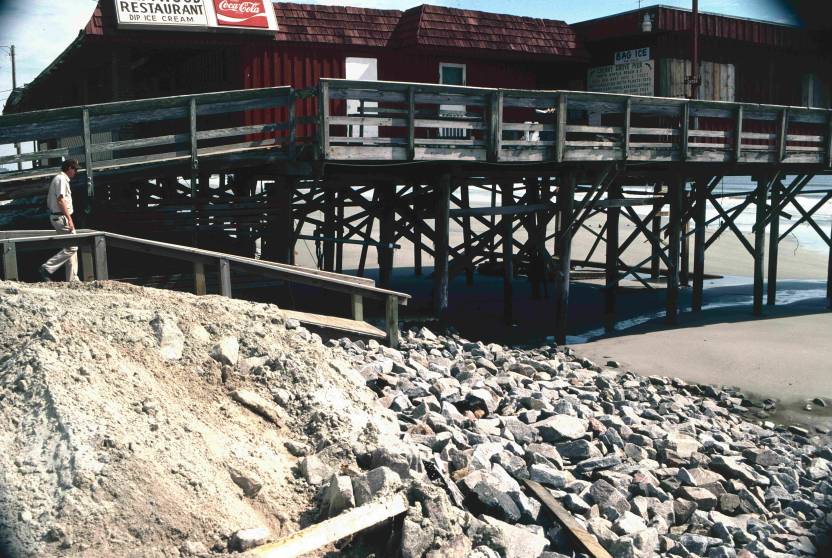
[114,0,278,33]
[213,0,270,28]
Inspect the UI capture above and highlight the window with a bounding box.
[345,57,378,138]
[439,63,467,138]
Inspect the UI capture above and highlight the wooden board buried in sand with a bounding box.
[281,309,386,339]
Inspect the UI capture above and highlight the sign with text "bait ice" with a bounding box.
[114,0,278,33]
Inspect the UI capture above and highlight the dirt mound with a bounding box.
[0,281,401,557]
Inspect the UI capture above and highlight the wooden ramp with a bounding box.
[281,309,386,339]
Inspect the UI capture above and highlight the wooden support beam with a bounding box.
[623,98,631,160]
[335,194,344,273]
[460,183,474,286]
[488,90,503,162]
[407,86,416,161]
[434,174,451,317]
[555,94,566,163]
[650,183,663,279]
[219,258,232,298]
[734,105,744,162]
[767,178,781,306]
[385,294,399,348]
[80,242,95,282]
[681,103,690,161]
[680,183,691,287]
[323,188,336,271]
[753,177,769,316]
[555,170,575,343]
[692,177,707,312]
[501,182,513,325]
[248,494,408,558]
[351,293,364,322]
[777,108,788,162]
[82,108,95,207]
[2,242,18,281]
[189,98,199,247]
[194,261,206,295]
[318,81,330,160]
[666,179,682,324]
[274,178,294,264]
[93,234,108,280]
[378,184,395,288]
[605,181,621,332]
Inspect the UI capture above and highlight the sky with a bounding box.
[0,0,800,106]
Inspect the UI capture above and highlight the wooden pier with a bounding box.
[1,79,831,342]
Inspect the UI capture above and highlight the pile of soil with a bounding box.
[0,281,401,557]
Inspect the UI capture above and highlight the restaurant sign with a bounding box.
[115,0,278,32]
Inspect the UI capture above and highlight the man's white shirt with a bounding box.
[47,172,73,215]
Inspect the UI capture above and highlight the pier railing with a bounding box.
[318,79,832,166]
[0,86,297,195]
[0,230,409,347]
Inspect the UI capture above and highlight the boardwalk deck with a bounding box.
[1,79,830,340]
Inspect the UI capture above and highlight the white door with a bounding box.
[346,57,378,138]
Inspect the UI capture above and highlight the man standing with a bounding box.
[40,159,80,282]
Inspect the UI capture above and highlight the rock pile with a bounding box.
[321,327,832,557]
[1,280,830,558]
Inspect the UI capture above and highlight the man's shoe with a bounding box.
[38,266,52,282]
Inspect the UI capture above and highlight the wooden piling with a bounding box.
[666,178,683,324]
[2,242,18,281]
[378,184,395,289]
[753,176,769,316]
[650,182,663,279]
[323,188,336,271]
[461,183,474,286]
[604,180,621,332]
[434,174,451,317]
[692,177,707,311]
[274,178,294,264]
[555,170,576,343]
[767,178,781,306]
[501,182,514,325]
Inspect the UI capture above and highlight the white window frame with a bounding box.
[439,63,467,138]
[439,62,466,86]
[346,57,379,138]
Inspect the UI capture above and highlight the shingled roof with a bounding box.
[392,4,588,59]
[274,2,402,47]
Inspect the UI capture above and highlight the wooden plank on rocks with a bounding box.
[281,309,385,339]
[524,479,613,558]
[249,494,408,558]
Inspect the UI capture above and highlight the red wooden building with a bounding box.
[573,5,830,107]
[4,1,588,116]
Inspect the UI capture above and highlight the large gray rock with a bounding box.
[530,463,571,489]
[535,414,588,442]
[351,466,401,506]
[401,518,434,558]
[323,474,355,517]
[150,314,184,360]
[589,479,631,519]
[461,470,522,522]
[478,515,548,558]
[555,439,601,461]
[229,528,269,552]
[210,336,239,365]
[299,455,332,486]
[228,467,263,498]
